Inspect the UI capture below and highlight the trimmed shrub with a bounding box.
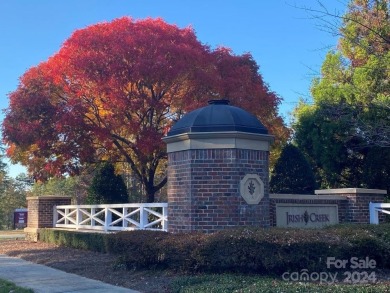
[39,224,390,275]
[159,232,206,271]
[39,229,108,253]
[106,230,169,269]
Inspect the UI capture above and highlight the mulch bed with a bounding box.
[0,239,177,293]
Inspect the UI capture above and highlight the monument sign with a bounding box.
[275,204,339,228]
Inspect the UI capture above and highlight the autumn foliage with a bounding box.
[3,17,289,202]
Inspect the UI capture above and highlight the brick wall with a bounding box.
[315,189,386,224]
[26,196,71,228]
[346,193,385,223]
[269,189,387,227]
[168,148,270,233]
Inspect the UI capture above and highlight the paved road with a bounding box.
[0,232,25,240]
[0,255,139,293]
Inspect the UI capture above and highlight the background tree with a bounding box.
[31,174,91,204]
[2,17,289,202]
[293,0,390,191]
[0,145,8,191]
[362,147,390,192]
[0,178,28,229]
[270,144,317,194]
[86,162,128,204]
[300,0,390,146]
[14,173,34,191]
[300,0,390,56]
[0,146,27,229]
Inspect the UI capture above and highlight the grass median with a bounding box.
[170,274,390,293]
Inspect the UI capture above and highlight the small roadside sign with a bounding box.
[14,208,28,229]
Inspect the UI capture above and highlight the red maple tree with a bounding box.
[2,17,289,202]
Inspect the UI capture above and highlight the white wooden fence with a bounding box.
[369,202,390,224]
[53,203,168,232]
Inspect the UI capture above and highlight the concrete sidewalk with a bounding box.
[0,255,139,293]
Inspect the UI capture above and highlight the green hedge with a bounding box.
[39,224,390,275]
[39,229,109,253]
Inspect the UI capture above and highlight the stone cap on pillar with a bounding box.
[315,188,387,195]
[26,195,72,200]
[163,99,274,152]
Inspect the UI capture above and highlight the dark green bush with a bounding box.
[326,224,390,269]
[39,224,390,275]
[195,229,266,273]
[159,232,206,271]
[106,230,169,269]
[39,229,108,253]
[194,228,337,274]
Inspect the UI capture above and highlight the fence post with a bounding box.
[162,205,168,232]
[76,207,82,230]
[123,207,128,228]
[369,202,379,224]
[65,208,69,225]
[104,207,112,232]
[52,205,58,228]
[91,207,95,227]
[140,205,148,230]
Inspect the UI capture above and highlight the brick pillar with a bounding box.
[25,195,71,241]
[164,129,274,233]
[315,188,387,223]
[167,148,271,233]
[163,99,274,233]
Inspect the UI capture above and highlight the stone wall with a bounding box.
[168,148,270,233]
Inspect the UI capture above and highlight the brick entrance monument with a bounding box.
[163,99,274,233]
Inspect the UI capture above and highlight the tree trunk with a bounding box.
[144,176,167,203]
[145,183,155,203]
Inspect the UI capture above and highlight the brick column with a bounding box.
[167,148,270,233]
[315,188,387,223]
[163,99,274,233]
[164,131,273,233]
[25,195,71,241]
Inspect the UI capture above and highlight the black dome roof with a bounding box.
[167,99,268,136]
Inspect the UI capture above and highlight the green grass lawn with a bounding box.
[0,278,33,293]
[171,274,390,293]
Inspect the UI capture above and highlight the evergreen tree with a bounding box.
[270,144,317,194]
[87,163,128,204]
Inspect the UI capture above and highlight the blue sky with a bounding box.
[0,0,347,177]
